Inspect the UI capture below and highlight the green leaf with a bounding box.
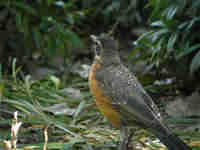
[33,29,42,49]
[186,17,200,31]
[50,75,60,89]
[152,28,168,42]
[148,0,169,22]
[65,30,82,47]
[146,0,157,7]
[15,13,22,27]
[189,1,200,12]
[73,100,86,124]
[47,0,55,6]
[151,21,165,27]
[63,139,85,149]
[47,36,57,57]
[153,37,165,53]
[167,32,178,52]
[12,2,37,15]
[66,15,74,25]
[178,21,189,30]
[104,1,121,14]
[164,5,178,20]
[190,51,200,74]
[137,30,154,42]
[177,44,200,59]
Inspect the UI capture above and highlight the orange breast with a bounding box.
[89,62,121,127]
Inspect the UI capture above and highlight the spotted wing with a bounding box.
[95,64,163,127]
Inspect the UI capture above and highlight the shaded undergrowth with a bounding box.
[0,61,199,150]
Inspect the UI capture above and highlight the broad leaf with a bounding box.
[177,44,200,59]
[167,32,178,52]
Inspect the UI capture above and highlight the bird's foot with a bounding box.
[120,127,135,150]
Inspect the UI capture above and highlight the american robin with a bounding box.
[89,33,192,150]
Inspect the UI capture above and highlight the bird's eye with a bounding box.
[90,34,102,56]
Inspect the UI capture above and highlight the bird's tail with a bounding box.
[149,124,192,150]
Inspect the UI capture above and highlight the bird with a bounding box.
[89,33,192,150]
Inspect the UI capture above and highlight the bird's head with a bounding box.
[90,33,119,64]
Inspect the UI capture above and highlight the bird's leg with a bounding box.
[127,128,135,148]
[120,126,128,150]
